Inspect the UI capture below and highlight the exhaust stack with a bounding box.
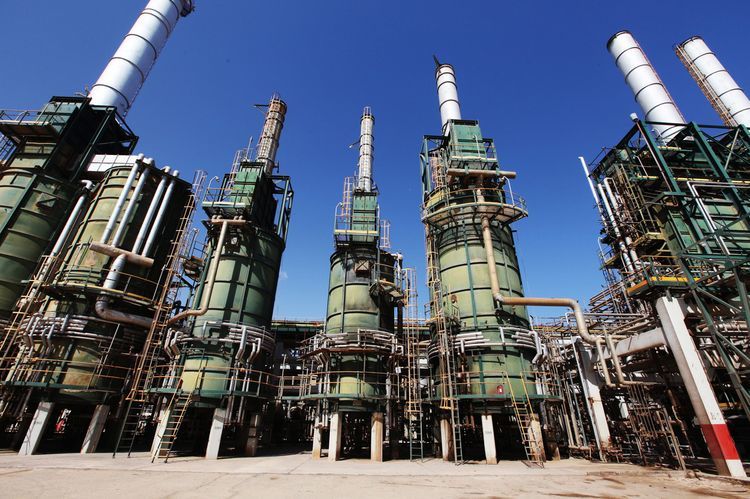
[356,107,375,192]
[675,36,750,128]
[607,30,686,142]
[255,95,287,175]
[88,0,195,117]
[435,59,462,133]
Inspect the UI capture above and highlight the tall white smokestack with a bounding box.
[607,30,686,142]
[88,0,195,117]
[675,36,750,128]
[435,60,462,134]
[357,107,374,192]
[255,95,287,175]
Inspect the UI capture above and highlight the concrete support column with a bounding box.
[656,296,746,478]
[370,412,384,462]
[529,415,546,462]
[80,404,110,454]
[575,342,611,453]
[312,413,323,459]
[480,414,497,464]
[327,411,343,462]
[244,412,262,457]
[150,404,172,457]
[18,401,54,456]
[439,416,453,461]
[205,408,226,460]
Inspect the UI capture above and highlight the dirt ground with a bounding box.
[0,452,747,498]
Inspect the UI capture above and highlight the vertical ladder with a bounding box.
[153,390,193,463]
[426,226,463,463]
[504,372,544,468]
[404,268,423,461]
[113,171,204,457]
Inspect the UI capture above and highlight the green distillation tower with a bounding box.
[421,61,542,462]
[156,95,293,458]
[0,154,191,453]
[303,108,404,461]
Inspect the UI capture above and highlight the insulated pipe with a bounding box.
[601,179,640,268]
[132,167,170,254]
[356,107,375,192]
[141,170,179,256]
[607,30,686,142]
[51,181,94,258]
[166,219,241,325]
[88,0,195,117]
[101,159,142,244]
[435,61,461,133]
[111,166,151,248]
[596,183,634,273]
[676,36,750,128]
[255,95,287,174]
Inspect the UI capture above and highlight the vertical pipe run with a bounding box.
[357,107,375,192]
[88,0,195,117]
[676,36,750,128]
[435,62,462,133]
[101,160,141,244]
[255,95,287,175]
[607,30,686,142]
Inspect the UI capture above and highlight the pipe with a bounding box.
[112,164,151,248]
[88,0,195,116]
[601,178,640,268]
[446,168,517,179]
[607,30,686,142]
[52,181,94,257]
[101,159,141,244]
[132,167,170,254]
[88,242,154,268]
[595,183,634,272]
[255,95,287,175]
[435,61,461,133]
[94,254,153,328]
[356,107,375,192]
[676,36,750,128]
[167,219,236,325]
[141,170,179,256]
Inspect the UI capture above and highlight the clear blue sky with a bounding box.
[2,1,749,320]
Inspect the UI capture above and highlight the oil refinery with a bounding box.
[0,1,749,496]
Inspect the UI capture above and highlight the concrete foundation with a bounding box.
[370,412,383,462]
[206,408,227,460]
[529,416,546,462]
[311,414,323,459]
[439,416,453,461]
[328,412,342,462]
[575,342,611,454]
[80,404,110,454]
[18,401,54,456]
[150,404,172,457]
[244,413,261,457]
[480,414,497,465]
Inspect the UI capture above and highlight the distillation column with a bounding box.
[421,61,544,464]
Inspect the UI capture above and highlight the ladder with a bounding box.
[152,390,194,463]
[113,171,203,456]
[504,371,544,468]
[426,226,463,464]
[403,268,423,461]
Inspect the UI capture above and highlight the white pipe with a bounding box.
[435,62,461,133]
[88,0,195,117]
[141,170,179,257]
[676,36,750,128]
[132,167,170,254]
[101,159,142,244]
[607,30,686,142]
[52,181,94,257]
[356,107,374,192]
[111,166,151,248]
[602,178,640,267]
[255,95,287,175]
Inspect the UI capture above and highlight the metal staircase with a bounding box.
[504,371,544,468]
[152,389,193,463]
[426,227,463,464]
